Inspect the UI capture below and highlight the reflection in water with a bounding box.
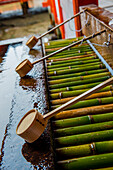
[0,41,54,169]
[22,126,53,169]
[19,75,37,91]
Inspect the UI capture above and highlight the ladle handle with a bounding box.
[37,10,86,40]
[43,77,113,120]
[32,29,106,65]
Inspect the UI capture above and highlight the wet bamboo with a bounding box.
[46,46,91,56]
[47,59,100,69]
[47,64,105,76]
[54,104,113,120]
[56,140,113,159]
[57,152,113,170]
[47,55,97,66]
[53,112,113,128]
[47,51,93,60]
[52,96,113,110]
[45,37,82,48]
[48,61,101,72]
[49,69,107,81]
[51,91,113,103]
[49,72,110,85]
[49,75,109,89]
[94,167,113,170]
[47,53,94,63]
[46,43,88,51]
[50,81,110,94]
[51,88,113,100]
[55,129,113,147]
[54,121,113,137]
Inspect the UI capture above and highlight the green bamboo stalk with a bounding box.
[47,53,94,63]
[46,47,92,56]
[47,59,100,69]
[54,121,113,137]
[94,167,113,170]
[57,152,113,170]
[50,81,104,93]
[47,64,105,76]
[48,51,93,60]
[49,76,109,89]
[47,55,97,66]
[52,97,113,110]
[48,61,101,72]
[53,112,113,128]
[46,43,89,50]
[49,72,110,85]
[49,69,107,81]
[55,129,113,147]
[45,37,83,48]
[51,91,113,104]
[56,140,113,159]
[54,104,113,120]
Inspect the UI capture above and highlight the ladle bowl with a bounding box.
[16,109,48,143]
[26,36,38,49]
[15,59,33,77]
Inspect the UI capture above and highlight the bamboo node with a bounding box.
[49,62,52,66]
[80,76,83,80]
[90,142,96,154]
[59,92,62,99]
[78,50,81,53]
[66,87,69,91]
[54,71,57,75]
[88,115,94,123]
[97,98,102,104]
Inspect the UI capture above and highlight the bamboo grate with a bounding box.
[44,37,113,170]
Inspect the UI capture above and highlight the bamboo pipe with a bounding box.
[46,54,95,62]
[50,80,108,93]
[49,72,110,86]
[47,59,100,70]
[57,152,113,170]
[48,61,101,72]
[47,64,106,76]
[54,121,113,137]
[26,10,86,49]
[56,140,113,159]
[47,55,97,66]
[52,96,113,110]
[49,69,107,81]
[16,29,106,77]
[54,104,113,120]
[94,167,113,170]
[55,129,113,147]
[49,75,110,89]
[46,46,91,56]
[53,112,113,129]
[16,77,113,143]
[51,91,113,102]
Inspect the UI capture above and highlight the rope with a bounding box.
[68,14,89,32]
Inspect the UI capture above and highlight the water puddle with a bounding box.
[0,41,54,169]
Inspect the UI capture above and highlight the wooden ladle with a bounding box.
[15,29,106,77]
[16,77,113,143]
[26,10,86,49]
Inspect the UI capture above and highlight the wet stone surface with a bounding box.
[0,40,54,169]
